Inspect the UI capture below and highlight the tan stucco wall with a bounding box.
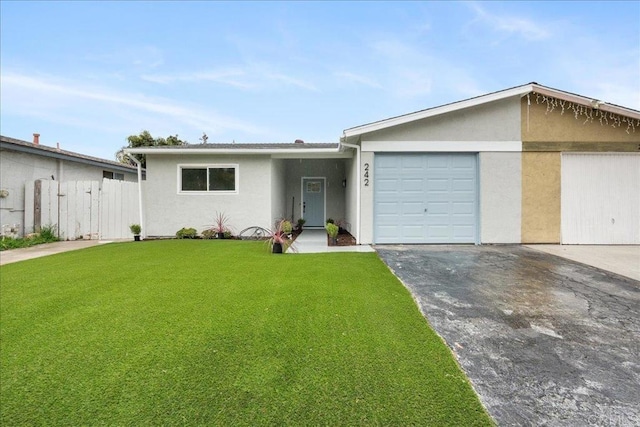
[521,152,561,243]
[521,97,640,148]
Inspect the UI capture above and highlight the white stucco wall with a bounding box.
[283,159,347,225]
[143,154,273,237]
[0,149,136,236]
[344,154,359,237]
[270,159,287,225]
[359,151,375,244]
[479,152,522,243]
[360,97,521,142]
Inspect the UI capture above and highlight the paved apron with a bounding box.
[376,245,640,427]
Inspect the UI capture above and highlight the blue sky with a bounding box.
[1,1,639,160]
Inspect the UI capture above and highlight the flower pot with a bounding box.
[331,237,338,246]
[134,235,141,241]
[272,242,283,253]
[216,232,225,239]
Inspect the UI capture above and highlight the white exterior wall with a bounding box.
[344,154,359,236]
[143,154,273,237]
[270,159,287,225]
[359,151,375,244]
[0,149,136,236]
[480,152,522,243]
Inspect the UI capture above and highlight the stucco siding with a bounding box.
[359,151,375,244]
[521,152,561,243]
[480,152,522,243]
[344,154,358,237]
[143,154,273,237]
[521,96,640,147]
[361,97,521,142]
[270,159,287,225]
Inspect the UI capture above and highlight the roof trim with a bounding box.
[343,83,640,138]
[125,145,342,155]
[1,135,139,174]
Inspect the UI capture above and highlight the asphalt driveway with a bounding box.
[376,245,640,427]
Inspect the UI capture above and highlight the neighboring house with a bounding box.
[126,82,640,245]
[0,134,140,237]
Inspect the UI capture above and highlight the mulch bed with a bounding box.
[329,229,356,246]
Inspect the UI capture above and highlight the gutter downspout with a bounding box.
[339,139,361,244]
[125,152,145,240]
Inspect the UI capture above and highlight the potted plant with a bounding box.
[268,219,295,254]
[208,211,232,239]
[129,224,141,241]
[296,218,306,231]
[325,222,339,246]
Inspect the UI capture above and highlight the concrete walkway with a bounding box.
[526,244,640,281]
[0,240,114,266]
[292,229,374,254]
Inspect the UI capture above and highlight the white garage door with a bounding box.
[562,153,640,244]
[374,153,478,244]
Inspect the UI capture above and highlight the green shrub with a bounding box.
[325,222,339,239]
[281,220,292,234]
[326,218,335,224]
[39,225,58,240]
[201,229,216,239]
[176,227,198,239]
[0,225,59,251]
[129,224,141,235]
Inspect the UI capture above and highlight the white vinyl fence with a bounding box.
[26,178,139,240]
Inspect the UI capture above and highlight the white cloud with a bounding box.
[0,71,268,137]
[141,63,318,92]
[468,2,550,41]
[333,71,383,89]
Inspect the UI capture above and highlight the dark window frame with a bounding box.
[178,164,239,194]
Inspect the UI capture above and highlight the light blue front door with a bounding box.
[302,178,325,227]
[374,153,478,244]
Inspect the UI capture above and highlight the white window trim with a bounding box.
[177,163,239,195]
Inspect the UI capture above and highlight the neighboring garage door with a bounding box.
[561,153,640,244]
[374,153,478,244]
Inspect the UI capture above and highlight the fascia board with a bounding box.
[361,140,522,152]
[343,84,533,137]
[125,148,342,155]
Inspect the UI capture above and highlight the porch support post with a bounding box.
[125,152,145,240]
[340,141,361,244]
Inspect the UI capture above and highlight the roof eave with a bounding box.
[124,147,343,155]
[343,84,534,138]
[343,83,640,138]
[1,139,139,174]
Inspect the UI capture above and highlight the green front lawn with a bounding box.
[0,240,492,426]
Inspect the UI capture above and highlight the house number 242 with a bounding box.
[363,163,370,186]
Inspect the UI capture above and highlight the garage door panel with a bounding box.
[374,153,477,244]
[453,225,474,238]
[426,156,449,169]
[402,178,423,193]
[453,201,474,215]
[452,178,475,192]
[427,201,449,215]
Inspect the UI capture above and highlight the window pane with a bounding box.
[182,168,207,191]
[209,168,235,191]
